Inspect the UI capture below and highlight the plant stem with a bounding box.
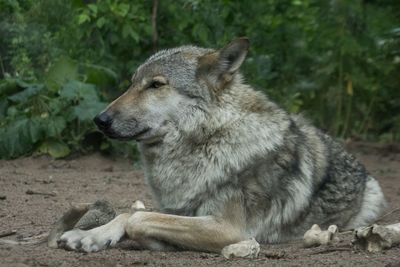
[336,47,344,136]
[342,90,352,138]
[359,94,376,137]
[151,0,159,52]
[0,54,5,78]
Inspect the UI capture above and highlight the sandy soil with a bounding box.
[1,143,400,267]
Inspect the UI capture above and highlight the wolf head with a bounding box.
[94,38,249,143]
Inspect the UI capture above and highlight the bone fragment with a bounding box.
[303,224,339,248]
[221,238,260,259]
[352,223,400,252]
[131,200,146,211]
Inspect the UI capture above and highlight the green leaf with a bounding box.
[117,3,129,17]
[0,78,30,96]
[0,117,33,158]
[87,4,98,15]
[46,116,66,137]
[81,63,118,88]
[27,118,45,143]
[45,57,78,91]
[8,84,44,103]
[39,140,70,158]
[78,13,90,24]
[59,80,98,101]
[96,17,106,28]
[122,24,139,42]
[73,100,107,122]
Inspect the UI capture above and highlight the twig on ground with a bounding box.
[0,233,48,246]
[307,246,351,255]
[25,189,56,197]
[0,230,17,238]
[375,207,400,223]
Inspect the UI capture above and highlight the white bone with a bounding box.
[353,223,400,252]
[221,238,260,259]
[303,224,339,247]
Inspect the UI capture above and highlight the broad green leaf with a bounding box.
[46,116,66,137]
[0,78,29,96]
[59,80,98,101]
[73,100,107,122]
[87,4,98,15]
[117,3,129,17]
[81,63,118,88]
[8,85,44,103]
[39,140,70,158]
[28,117,45,143]
[96,17,106,28]
[0,117,33,158]
[78,13,90,24]
[122,24,139,42]
[45,57,78,91]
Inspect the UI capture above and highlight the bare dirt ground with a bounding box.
[1,142,400,267]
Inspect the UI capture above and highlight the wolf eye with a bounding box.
[148,80,164,89]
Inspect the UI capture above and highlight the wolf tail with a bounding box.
[346,176,388,229]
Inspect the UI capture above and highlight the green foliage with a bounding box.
[0,75,106,158]
[0,0,399,159]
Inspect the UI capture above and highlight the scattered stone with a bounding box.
[264,250,285,259]
[221,238,260,259]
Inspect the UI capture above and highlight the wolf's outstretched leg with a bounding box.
[125,211,245,253]
[59,211,245,253]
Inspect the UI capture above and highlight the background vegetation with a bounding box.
[0,0,399,159]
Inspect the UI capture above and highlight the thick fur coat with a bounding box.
[61,38,387,253]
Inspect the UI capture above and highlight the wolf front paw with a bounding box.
[58,229,88,251]
[58,227,120,252]
[57,214,128,252]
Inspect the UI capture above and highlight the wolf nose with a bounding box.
[94,112,112,129]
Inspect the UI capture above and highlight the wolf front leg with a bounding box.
[125,211,246,253]
[59,211,246,253]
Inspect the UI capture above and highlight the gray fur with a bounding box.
[98,39,387,243]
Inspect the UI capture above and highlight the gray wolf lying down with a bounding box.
[60,38,386,253]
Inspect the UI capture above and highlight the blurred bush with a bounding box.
[0,0,399,159]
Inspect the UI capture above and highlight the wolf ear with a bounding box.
[198,37,249,90]
[218,37,250,75]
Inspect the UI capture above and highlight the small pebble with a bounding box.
[221,238,260,259]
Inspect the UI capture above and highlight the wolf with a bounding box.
[59,38,387,253]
